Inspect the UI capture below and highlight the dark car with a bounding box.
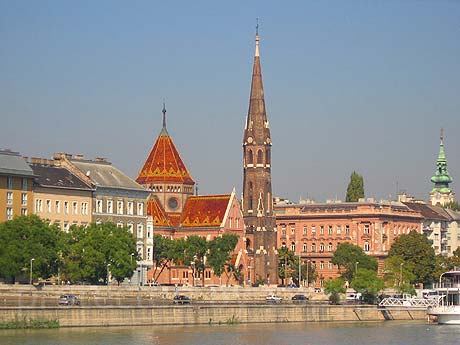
[173,295,191,304]
[58,294,80,306]
[291,294,308,301]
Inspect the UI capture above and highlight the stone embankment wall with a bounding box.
[0,284,427,327]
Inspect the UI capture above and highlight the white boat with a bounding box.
[428,270,460,324]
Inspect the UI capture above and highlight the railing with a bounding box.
[378,297,439,309]
[432,282,460,289]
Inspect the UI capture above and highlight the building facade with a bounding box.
[274,200,423,287]
[53,153,151,285]
[137,106,247,286]
[0,150,34,222]
[28,158,93,231]
[242,28,278,284]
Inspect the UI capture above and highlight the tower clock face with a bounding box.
[168,197,179,210]
[247,137,253,144]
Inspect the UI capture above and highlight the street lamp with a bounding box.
[306,259,311,288]
[298,253,301,288]
[29,258,35,285]
[355,261,359,275]
[399,263,404,287]
[107,263,111,286]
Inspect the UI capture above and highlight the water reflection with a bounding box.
[1,321,460,345]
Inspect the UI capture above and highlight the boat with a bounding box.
[427,270,460,324]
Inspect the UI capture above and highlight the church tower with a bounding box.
[242,26,278,284]
[137,104,195,214]
[430,129,454,206]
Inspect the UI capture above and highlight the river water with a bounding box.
[1,321,459,345]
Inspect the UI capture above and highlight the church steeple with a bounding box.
[430,128,454,206]
[242,24,278,284]
[159,102,169,137]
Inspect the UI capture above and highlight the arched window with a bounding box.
[249,182,253,210]
[248,150,253,165]
[291,242,296,252]
[319,243,325,252]
[303,243,307,252]
[246,238,251,250]
[265,149,270,164]
[364,242,370,252]
[257,150,263,164]
[311,243,316,252]
[328,242,333,252]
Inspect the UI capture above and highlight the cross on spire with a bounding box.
[162,101,167,129]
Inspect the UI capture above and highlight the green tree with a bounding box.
[331,242,377,282]
[151,234,177,283]
[207,234,239,286]
[383,255,415,290]
[444,201,460,211]
[388,230,436,286]
[0,215,62,282]
[324,278,346,305]
[351,268,384,304]
[278,246,296,285]
[345,171,365,202]
[62,223,137,285]
[184,235,208,287]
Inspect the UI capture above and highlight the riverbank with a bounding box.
[0,304,427,328]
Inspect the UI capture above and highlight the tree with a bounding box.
[345,171,365,202]
[151,234,177,283]
[444,201,460,211]
[0,215,62,282]
[331,242,377,282]
[184,235,208,287]
[324,278,346,305]
[207,234,239,286]
[278,246,296,286]
[383,255,415,290]
[62,223,137,285]
[388,230,436,286]
[351,268,384,304]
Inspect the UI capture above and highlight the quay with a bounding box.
[0,285,427,327]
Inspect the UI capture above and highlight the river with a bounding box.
[1,321,459,345]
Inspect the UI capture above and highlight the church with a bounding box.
[136,28,278,286]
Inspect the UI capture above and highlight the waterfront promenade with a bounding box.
[0,285,426,327]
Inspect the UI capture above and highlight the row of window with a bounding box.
[245,148,271,166]
[151,185,182,193]
[5,192,28,206]
[286,241,371,253]
[4,177,28,191]
[280,224,352,236]
[35,199,89,216]
[6,207,27,220]
[95,199,144,216]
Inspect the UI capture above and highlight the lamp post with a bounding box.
[107,263,111,286]
[355,261,359,276]
[306,259,310,288]
[399,263,404,287]
[29,258,35,285]
[298,253,301,288]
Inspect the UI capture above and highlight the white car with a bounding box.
[266,294,282,302]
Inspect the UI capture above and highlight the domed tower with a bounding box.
[242,25,278,284]
[430,129,454,206]
[137,104,195,214]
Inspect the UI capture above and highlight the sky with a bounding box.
[1,1,459,203]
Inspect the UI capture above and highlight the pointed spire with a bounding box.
[159,102,169,137]
[431,128,453,191]
[255,18,260,57]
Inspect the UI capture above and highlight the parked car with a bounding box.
[265,294,282,302]
[346,293,362,303]
[58,294,80,306]
[291,294,309,301]
[173,295,191,304]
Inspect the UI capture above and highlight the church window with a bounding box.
[249,182,253,210]
[257,150,263,164]
[248,150,253,165]
[266,149,270,164]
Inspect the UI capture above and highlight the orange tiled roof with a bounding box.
[146,196,172,227]
[180,195,231,228]
[136,132,195,185]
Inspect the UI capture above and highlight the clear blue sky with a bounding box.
[1,1,459,202]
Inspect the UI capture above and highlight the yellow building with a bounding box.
[28,158,93,231]
[0,150,34,222]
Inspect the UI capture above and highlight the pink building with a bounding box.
[274,200,423,287]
